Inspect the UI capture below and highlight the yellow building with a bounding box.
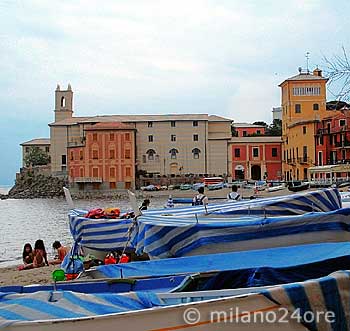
[280,68,328,181]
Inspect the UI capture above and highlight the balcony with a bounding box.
[286,158,296,165]
[74,177,102,183]
[298,156,311,164]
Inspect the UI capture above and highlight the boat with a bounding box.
[180,183,192,190]
[288,181,310,192]
[1,270,349,330]
[202,177,224,186]
[207,182,224,190]
[266,182,286,192]
[254,180,267,191]
[66,189,342,261]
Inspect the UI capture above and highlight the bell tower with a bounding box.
[54,84,73,122]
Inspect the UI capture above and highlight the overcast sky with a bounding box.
[1,0,349,185]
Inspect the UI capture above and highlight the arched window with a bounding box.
[192,148,201,159]
[146,149,156,160]
[169,148,178,159]
[61,96,66,108]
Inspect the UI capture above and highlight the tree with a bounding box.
[265,119,282,136]
[323,46,350,101]
[24,147,50,167]
[253,121,267,127]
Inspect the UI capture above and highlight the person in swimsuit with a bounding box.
[33,239,49,267]
[50,241,69,265]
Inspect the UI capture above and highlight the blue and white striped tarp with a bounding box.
[264,270,350,330]
[0,290,164,328]
[131,208,350,258]
[68,189,342,256]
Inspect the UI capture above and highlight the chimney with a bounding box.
[313,68,322,77]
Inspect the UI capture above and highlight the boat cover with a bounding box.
[131,208,350,258]
[1,270,350,330]
[95,242,350,278]
[67,189,342,256]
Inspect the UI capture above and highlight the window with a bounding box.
[92,150,98,159]
[303,146,308,161]
[92,167,99,177]
[25,147,29,153]
[340,119,346,127]
[192,148,201,159]
[70,151,74,161]
[125,133,130,141]
[126,167,131,177]
[110,167,115,177]
[92,133,98,141]
[171,134,176,142]
[193,121,198,127]
[61,96,66,107]
[257,130,261,135]
[79,150,83,160]
[272,148,278,157]
[313,103,319,111]
[110,182,116,189]
[125,149,131,159]
[295,104,301,113]
[61,155,66,165]
[79,167,84,177]
[148,135,153,142]
[148,121,153,128]
[243,131,247,137]
[169,148,178,159]
[193,134,198,141]
[110,133,114,141]
[45,147,50,153]
[318,151,323,166]
[320,136,324,145]
[253,148,259,157]
[110,149,115,159]
[146,149,156,160]
[303,126,307,134]
[292,86,321,96]
[171,121,176,127]
[234,148,240,157]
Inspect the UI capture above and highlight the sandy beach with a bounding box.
[0,265,61,287]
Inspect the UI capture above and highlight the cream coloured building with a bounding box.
[49,85,232,179]
[20,138,50,167]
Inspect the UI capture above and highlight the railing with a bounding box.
[74,177,102,183]
[297,156,311,164]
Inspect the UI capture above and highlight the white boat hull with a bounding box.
[5,292,308,331]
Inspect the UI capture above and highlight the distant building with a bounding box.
[272,107,282,121]
[20,138,50,167]
[49,85,233,190]
[229,136,282,181]
[280,68,329,181]
[232,123,266,137]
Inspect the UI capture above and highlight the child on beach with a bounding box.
[33,239,49,268]
[22,243,33,265]
[50,241,69,265]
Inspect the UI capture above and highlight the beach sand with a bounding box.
[0,265,60,286]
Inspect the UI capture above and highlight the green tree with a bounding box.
[24,147,51,167]
[253,121,268,127]
[265,119,282,136]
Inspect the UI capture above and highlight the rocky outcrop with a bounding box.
[7,171,67,199]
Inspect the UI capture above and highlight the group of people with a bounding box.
[20,240,69,270]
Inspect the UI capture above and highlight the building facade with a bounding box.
[229,136,282,181]
[20,138,51,167]
[48,85,233,189]
[68,122,136,190]
[232,123,266,137]
[280,68,329,181]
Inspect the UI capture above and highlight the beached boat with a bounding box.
[207,182,224,190]
[288,181,310,192]
[1,270,349,330]
[66,189,342,261]
[180,184,192,190]
[266,182,286,192]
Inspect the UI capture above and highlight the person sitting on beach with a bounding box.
[22,243,34,265]
[50,241,69,265]
[192,187,209,206]
[139,199,150,211]
[33,239,49,268]
[227,185,241,201]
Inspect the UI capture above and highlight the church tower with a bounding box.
[54,84,73,122]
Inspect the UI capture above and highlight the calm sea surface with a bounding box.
[0,187,169,267]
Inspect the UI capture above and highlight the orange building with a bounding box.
[68,122,136,190]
